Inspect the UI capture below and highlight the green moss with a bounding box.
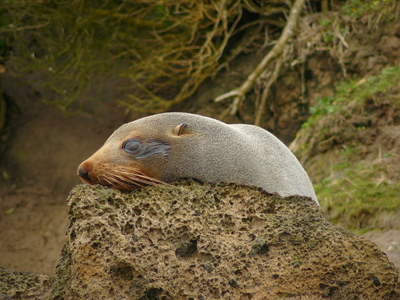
[316,154,400,231]
[295,63,400,231]
[342,0,397,20]
[303,65,400,128]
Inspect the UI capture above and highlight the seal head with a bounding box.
[77,112,319,205]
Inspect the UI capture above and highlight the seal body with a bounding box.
[78,112,319,205]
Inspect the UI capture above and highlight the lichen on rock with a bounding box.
[45,180,399,300]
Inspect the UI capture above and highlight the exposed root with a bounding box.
[215,0,307,117]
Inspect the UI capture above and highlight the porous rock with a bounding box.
[0,267,50,299]
[44,180,399,300]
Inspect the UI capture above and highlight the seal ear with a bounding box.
[171,123,191,136]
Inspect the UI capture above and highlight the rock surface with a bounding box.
[52,181,399,299]
[1,181,399,299]
[0,267,50,299]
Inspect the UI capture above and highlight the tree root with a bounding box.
[215,0,307,119]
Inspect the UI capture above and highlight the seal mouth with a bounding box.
[79,163,167,191]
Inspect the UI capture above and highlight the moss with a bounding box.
[292,64,400,231]
[303,65,400,129]
[316,155,400,231]
[342,0,398,20]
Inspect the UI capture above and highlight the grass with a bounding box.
[342,0,398,20]
[316,155,400,231]
[303,65,400,128]
[296,64,400,231]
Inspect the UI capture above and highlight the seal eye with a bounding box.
[122,139,142,154]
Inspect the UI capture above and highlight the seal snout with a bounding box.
[77,163,92,183]
[77,158,167,190]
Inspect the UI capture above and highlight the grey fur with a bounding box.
[104,112,319,206]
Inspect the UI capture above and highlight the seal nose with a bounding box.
[77,163,92,183]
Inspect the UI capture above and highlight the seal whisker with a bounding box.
[109,170,146,186]
[97,175,116,188]
[117,168,154,179]
[95,166,170,190]
[119,171,166,186]
[97,171,130,189]
[104,173,143,189]
[118,174,158,187]
[102,176,115,187]
[112,167,164,185]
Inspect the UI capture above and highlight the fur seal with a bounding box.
[77,112,319,206]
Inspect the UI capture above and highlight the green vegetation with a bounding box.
[304,65,400,128]
[1,0,396,116]
[0,1,231,112]
[316,155,399,231]
[0,0,291,114]
[343,0,398,20]
[295,65,400,231]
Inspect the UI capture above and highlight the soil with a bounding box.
[0,74,128,275]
